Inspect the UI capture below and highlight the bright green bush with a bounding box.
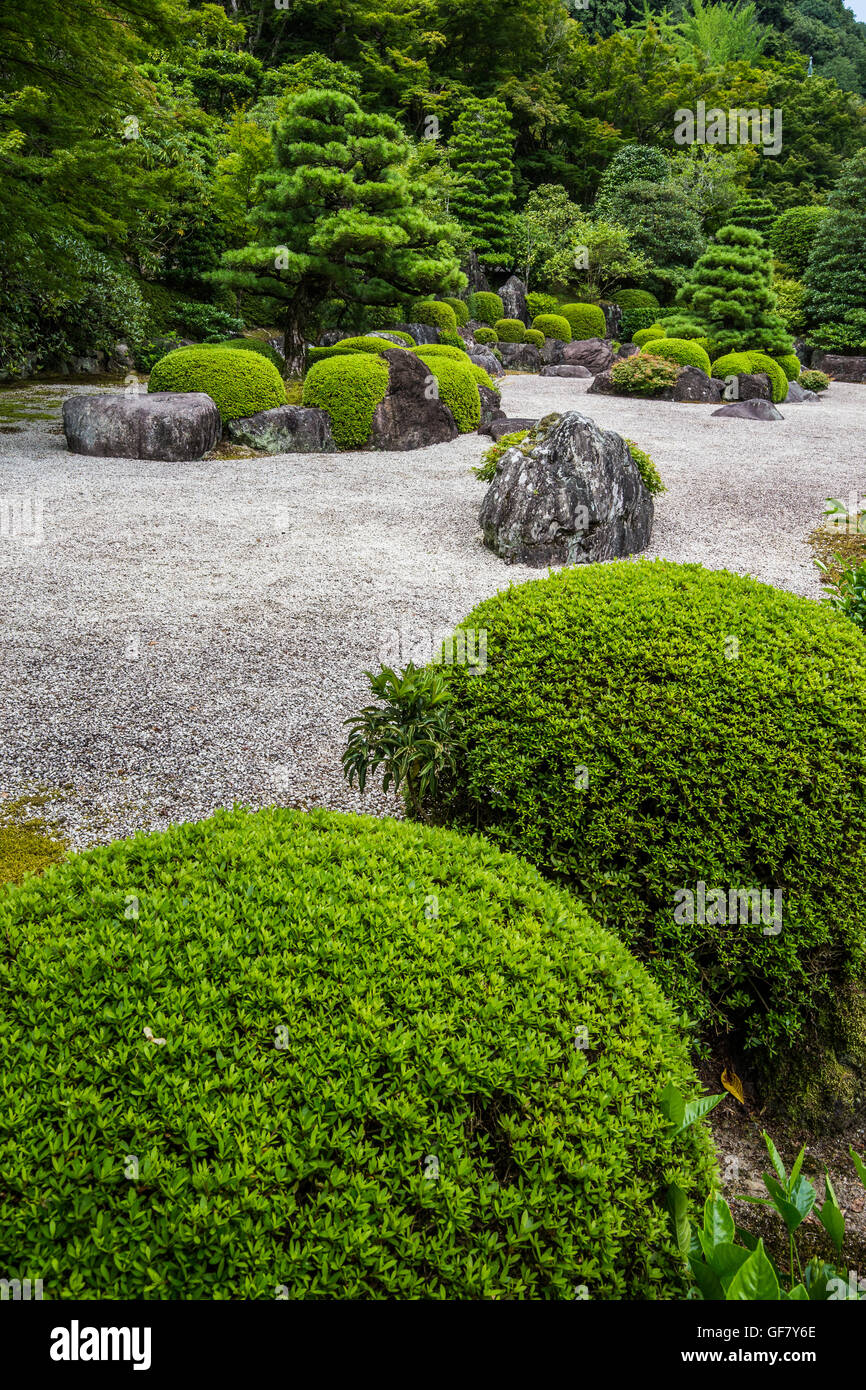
[218,337,287,375]
[531,313,572,342]
[614,289,660,311]
[415,353,481,431]
[625,440,666,495]
[469,291,504,326]
[800,368,830,391]
[773,277,808,333]
[301,353,389,447]
[621,307,665,338]
[307,335,404,365]
[467,363,495,392]
[710,351,753,381]
[776,353,802,381]
[410,344,467,361]
[644,338,712,374]
[632,326,667,347]
[370,329,416,347]
[442,297,469,326]
[558,304,605,339]
[525,291,558,319]
[523,329,544,348]
[440,329,466,348]
[609,354,680,395]
[0,806,715,1300]
[433,561,866,1113]
[473,326,497,346]
[710,351,787,402]
[413,300,459,333]
[494,318,526,342]
[148,347,286,423]
[770,206,832,277]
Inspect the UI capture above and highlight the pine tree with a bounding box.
[448,97,515,266]
[669,224,793,357]
[725,195,778,240]
[805,150,866,325]
[212,87,464,373]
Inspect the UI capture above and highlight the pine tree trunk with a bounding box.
[283,306,307,378]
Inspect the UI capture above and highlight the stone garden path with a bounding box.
[0,373,862,848]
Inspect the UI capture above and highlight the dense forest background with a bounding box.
[3,0,866,373]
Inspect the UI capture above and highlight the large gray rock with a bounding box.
[672,367,721,403]
[478,385,506,432]
[226,404,335,453]
[811,351,866,382]
[370,331,412,346]
[540,364,592,379]
[63,391,221,462]
[792,337,811,368]
[479,410,653,567]
[613,343,640,361]
[394,322,440,346]
[563,338,614,374]
[785,380,808,402]
[539,338,566,366]
[468,345,504,378]
[368,349,459,449]
[711,399,783,421]
[464,251,490,295]
[498,275,529,325]
[498,342,543,372]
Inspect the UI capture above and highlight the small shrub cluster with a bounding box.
[442,297,469,326]
[525,291,558,318]
[559,303,606,338]
[609,353,680,395]
[148,347,286,422]
[621,306,665,338]
[472,326,497,346]
[614,289,660,311]
[473,428,529,481]
[412,300,458,333]
[494,318,525,342]
[776,353,801,381]
[523,329,544,349]
[632,326,666,347]
[710,350,788,403]
[531,313,572,342]
[800,368,830,391]
[625,440,666,495]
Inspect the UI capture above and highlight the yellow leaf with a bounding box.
[722,1066,745,1104]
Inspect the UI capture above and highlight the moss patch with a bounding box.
[0,795,67,886]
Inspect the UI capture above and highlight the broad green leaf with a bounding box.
[702,1194,735,1246]
[726,1241,781,1301]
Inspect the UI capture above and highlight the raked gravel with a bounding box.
[0,373,861,849]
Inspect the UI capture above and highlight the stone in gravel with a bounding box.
[63,391,221,462]
[711,399,784,420]
[785,381,808,402]
[586,369,621,397]
[478,385,505,432]
[498,342,543,372]
[479,409,653,567]
[369,349,459,450]
[811,351,866,382]
[563,338,614,374]
[673,367,721,403]
[540,364,592,378]
[395,322,439,345]
[735,372,771,401]
[481,416,538,441]
[226,405,336,454]
[468,345,503,378]
[498,275,529,324]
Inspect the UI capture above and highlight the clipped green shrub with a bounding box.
[410,344,468,361]
[219,337,287,375]
[415,352,481,432]
[0,805,715,1300]
[443,297,469,326]
[494,318,526,342]
[301,353,389,447]
[776,353,801,381]
[468,291,504,326]
[558,304,605,339]
[473,326,497,346]
[709,350,753,381]
[413,300,458,333]
[533,313,573,343]
[525,291,558,319]
[800,368,830,391]
[467,363,495,392]
[148,347,286,423]
[440,330,466,348]
[370,329,416,347]
[710,351,787,403]
[632,326,667,347]
[614,289,660,311]
[645,338,712,374]
[625,440,666,495]
[773,277,807,333]
[433,561,866,1114]
[336,335,407,354]
[523,329,544,348]
[609,354,680,395]
[621,306,665,338]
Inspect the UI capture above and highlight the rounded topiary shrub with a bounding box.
[219,337,287,375]
[301,353,389,448]
[415,353,481,431]
[645,338,711,374]
[524,329,545,349]
[410,344,467,361]
[469,291,504,326]
[148,347,286,423]
[532,313,573,343]
[494,318,525,343]
[433,561,866,1116]
[525,291,558,319]
[0,806,715,1300]
[800,368,830,391]
[632,326,667,348]
[558,304,605,339]
[473,326,497,346]
[413,300,459,333]
[776,353,801,381]
[467,363,495,392]
[710,351,787,403]
[615,289,660,311]
[443,297,469,326]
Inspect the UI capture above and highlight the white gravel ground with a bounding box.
[0,373,860,848]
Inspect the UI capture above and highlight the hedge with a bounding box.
[644,337,711,374]
[0,806,715,1299]
[469,292,504,326]
[558,304,605,339]
[301,353,389,447]
[415,352,482,431]
[532,313,573,343]
[494,318,525,342]
[433,561,866,1116]
[148,347,286,423]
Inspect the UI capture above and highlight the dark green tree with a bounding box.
[670,223,793,356]
[595,178,705,299]
[804,150,866,326]
[448,97,516,266]
[212,87,464,373]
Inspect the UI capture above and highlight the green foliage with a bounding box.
[558,303,606,339]
[770,206,833,276]
[413,300,459,333]
[773,277,808,333]
[302,352,391,446]
[609,353,680,395]
[674,225,794,358]
[343,664,460,811]
[615,288,660,310]
[621,306,667,339]
[800,368,830,391]
[530,314,572,343]
[633,326,667,347]
[0,797,66,887]
[596,181,705,295]
[442,297,469,326]
[415,353,481,432]
[0,803,715,1299]
[468,292,504,326]
[806,151,866,327]
[710,350,788,401]
[371,329,416,347]
[626,440,666,496]
[726,195,778,239]
[776,353,802,381]
[494,318,526,342]
[468,364,495,392]
[472,326,497,345]
[525,292,558,318]
[473,429,529,482]
[448,97,515,262]
[807,315,866,352]
[148,346,286,423]
[817,556,866,633]
[523,329,544,348]
[644,337,712,374]
[431,560,866,1105]
[595,145,671,214]
[219,337,286,375]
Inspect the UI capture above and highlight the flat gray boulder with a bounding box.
[563,338,614,374]
[498,342,543,372]
[810,351,865,382]
[226,404,335,453]
[785,380,820,403]
[479,409,653,566]
[540,364,592,379]
[481,416,538,441]
[711,399,783,421]
[368,349,459,449]
[63,391,221,461]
